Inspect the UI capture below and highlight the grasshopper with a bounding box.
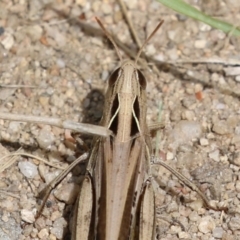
[34,18,226,240]
[71,19,164,240]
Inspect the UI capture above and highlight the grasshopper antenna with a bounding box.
[135,20,164,65]
[95,17,123,63]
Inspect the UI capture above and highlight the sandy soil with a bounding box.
[0,0,240,239]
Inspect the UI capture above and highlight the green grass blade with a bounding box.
[157,0,240,36]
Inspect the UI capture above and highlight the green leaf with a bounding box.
[157,0,240,36]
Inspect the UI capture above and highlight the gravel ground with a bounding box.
[1,0,240,240]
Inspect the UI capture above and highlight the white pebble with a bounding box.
[224,66,240,76]
[51,217,67,239]
[56,59,65,69]
[166,151,174,160]
[36,127,55,149]
[194,39,206,49]
[54,183,80,204]
[212,227,224,238]
[8,121,21,133]
[198,216,215,233]
[215,102,225,110]
[18,161,38,178]
[1,32,14,50]
[200,138,209,146]
[178,231,190,239]
[38,228,49,239]
[101,70,109,81]
[145,44,156,56]
[21,209,35,223]
[235,75,240,82]
[209,149,220,162]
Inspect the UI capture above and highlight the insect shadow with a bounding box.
[63,88,104,240]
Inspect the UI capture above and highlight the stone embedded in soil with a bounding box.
[228,217,240,231]
[54,182,80,204]
[168,120,202,150]
[38,228,49,239]
[178,231,191,239]
[198,216,215,234]
[208,149,220,162]
[21,209,35,223]
[24,25,43,41]
[0,32,14,49]
[36,126,55,149]
[212,121,230,135]
[18,161,38,178]
[200,138,209,146]
[50,217,67,239]
[232,152,240,166]
[212,227,224,238]
[194,39,207,49]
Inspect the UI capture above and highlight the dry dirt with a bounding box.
[0,0,240,240]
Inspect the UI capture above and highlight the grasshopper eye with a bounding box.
[108,68,121,87]
[137,70,147,89]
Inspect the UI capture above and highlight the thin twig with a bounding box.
[0,189,21,199]
[0,112,111,137]
[165,57,240,66]
[0,84,42,88]
[0,152,65,171]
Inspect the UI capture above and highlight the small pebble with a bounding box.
[2,213,8,222]
[188,211,199,222]
[212,121,230,135]
[36,126,55,149]
[228,217,240,231]
[50,217,67,239]
[54,183,80,204]
[18,161,38,178]
[194,39,206,49]
[8,121,22,133]
[209,149,220,162]
[24,25,43,41]
[166,151,174,160]
[38,228,49,239]
[235,181,240,192]
[224,67,240,76]
[101,70,109,81]
[198,216,215,234]
[21,209,35,223]
[56,59,65,69]
[232,152,240,166]
[39,95,49,107]
[1,32,14,49]
[146,44,156,56]
[235,75,240,82]
[178,231,190,239]
[200,138,208,146]
[0,88,16,100]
